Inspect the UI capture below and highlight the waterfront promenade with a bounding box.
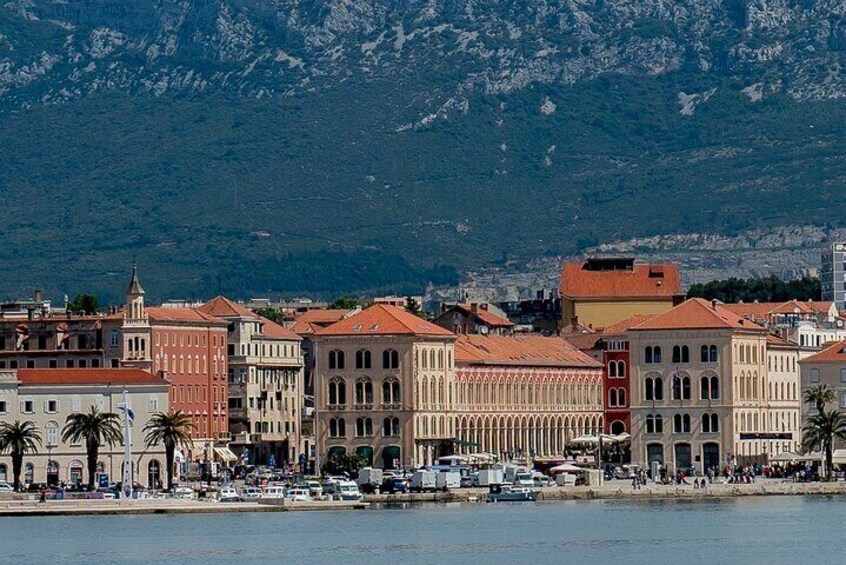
[2,479,845,516]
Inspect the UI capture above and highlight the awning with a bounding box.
[771,451,821,463]
[833,449,846,465]
[214,447,238,463]
[550,463,583,473]
[452,439,481,448]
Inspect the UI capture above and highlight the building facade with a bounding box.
[799,340,846,453]
[313,305,456,469]
[197,296,305,467]
[433,303,515,336]
[629,299,776,474]
[560,258,684,330]
[0,368,168,488]
[452,334,603,460]
[821,242,846,313]
[766,335,802,455]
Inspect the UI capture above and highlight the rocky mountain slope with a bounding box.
[1,1,845,300]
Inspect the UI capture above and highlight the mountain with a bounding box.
[1,0,845,302]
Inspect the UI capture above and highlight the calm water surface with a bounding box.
[0,497,841,564]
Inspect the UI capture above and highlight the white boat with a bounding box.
[218,486,241,503]
[486,483,540,503]
[284,488,312,502]
[260,486,286,500]
[241,487,262,500]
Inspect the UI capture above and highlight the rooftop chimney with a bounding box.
[711,299,718,311]
[34,289,42,303]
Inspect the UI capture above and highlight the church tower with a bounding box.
[121,263,153,372]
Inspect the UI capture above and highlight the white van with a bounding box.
[334,480,363,501]
[436,471,461,491]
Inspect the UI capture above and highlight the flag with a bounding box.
[118,403,135,425]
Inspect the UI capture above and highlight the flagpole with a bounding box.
[122,389,133,500]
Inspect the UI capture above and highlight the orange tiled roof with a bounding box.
[631,298,766,332]
[257,315,301,341]
[722,300,815,318]
[455,334,601,368]
[802,340,846,363]
[449,304,515,327]
[17,369,167,386]
[766,334,799,349]
[315,305,453,337]
[557,331,602,351]
[601,314,657,336]
[289,309,352,335]
[560,262,682,300]
[147,307,226,326]
[196,296,258,319]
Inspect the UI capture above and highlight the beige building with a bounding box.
[453,334,603,460]
[629,299,782,473]
[313,305,455,469]
[765,335,802,454]
[197,296,305,467]
[0,368,168,488]
[560,258,684,330]
[800,340,846,452]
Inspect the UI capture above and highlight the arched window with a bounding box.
[681,346,689,363]
[645,346,653,364]
[609,362,618,378]
[672,346,681,364]
[646,414,663,434]
[618,388,626,407]
[355,378,373,405]
[710,413,719,432]
[646,415,655,434]
[355,350,372,370]
[645,377,654,401]
[672,375,682,400]
[382,378,400,404]
[709,345,718,363]
[609,389,618,407]
[654,346,662,364]
[701,345,709,363]
[700,376,709,400]
[682,376,691,400]
[329,378,346,406]
[329,350,345,370]
[329,418,346,438]
[701,413,711,433]
[617,361,626,378]
[356,418,373,437]
[710,376,720,399]
[382,349,399,370]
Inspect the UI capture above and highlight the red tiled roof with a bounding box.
[455,335,601,368]
[147,307,226,326]
[315,305,453,337]
[601,314,656,336]
[289,309,352,335]
[257,315,301,341]
[560,262,682,300]
[767,334,799,349]
[802,340,846,363]
[557,331,602,351]
[196,296,258,319]
[450,304,515,327]
[17,369,167,386]
[631,298,766,332]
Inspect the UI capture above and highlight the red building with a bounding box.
[120,267,229,443]
[147,307,229,442]
[600,315,655,436]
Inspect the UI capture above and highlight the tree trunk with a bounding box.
[826,442,834,482]
[165,444,175,492]
[11,452,22,492]
[87,438,99,491]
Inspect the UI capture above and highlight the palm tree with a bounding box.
[0,421,41,491]
[143,411,195,491]
[804,385,836,417]
[62,408,123,491]
[802,409,846,481]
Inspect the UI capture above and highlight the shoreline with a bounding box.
[1,481,842,516]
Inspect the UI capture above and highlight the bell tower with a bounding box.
[122,263,152,371]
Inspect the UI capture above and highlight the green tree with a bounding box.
[62,408,123,490]
[687,276,821,303]
[143,411,195,491]
[802,409,846,481]
[254,307,282,324]
[804,385,836,418]
[405,296,424,318]
[328,296,360,310]
[0,420,41,491]
[321,452,365,478]
[67,293,100,315]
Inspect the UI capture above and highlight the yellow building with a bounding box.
[560,258,684,330]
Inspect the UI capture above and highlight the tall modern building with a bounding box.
[821,243,846,313]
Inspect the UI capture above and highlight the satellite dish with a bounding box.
[479,326,490,335]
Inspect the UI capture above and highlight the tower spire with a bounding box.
[126,261,145,295]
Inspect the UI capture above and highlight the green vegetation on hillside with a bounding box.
[687,276,822,303]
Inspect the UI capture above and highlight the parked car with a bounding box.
[260,486,286,499]
[460,475,475,488]
[380,477,409,494]
[0,482,14,493]
[298,480,323,498]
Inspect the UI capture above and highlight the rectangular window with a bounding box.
[22,400,34,413]
[148,397,158,412]
[110,330,120,348]
[48,359,57,368]
[840,369,846,383]
[9,360,17,369]
[0,401,6,413]
[26,360,35,369]
[78,359,87,368]
[66,360,74,368]
[46,400,58,413]
[91,358,100,368]
[71,395,81,412]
